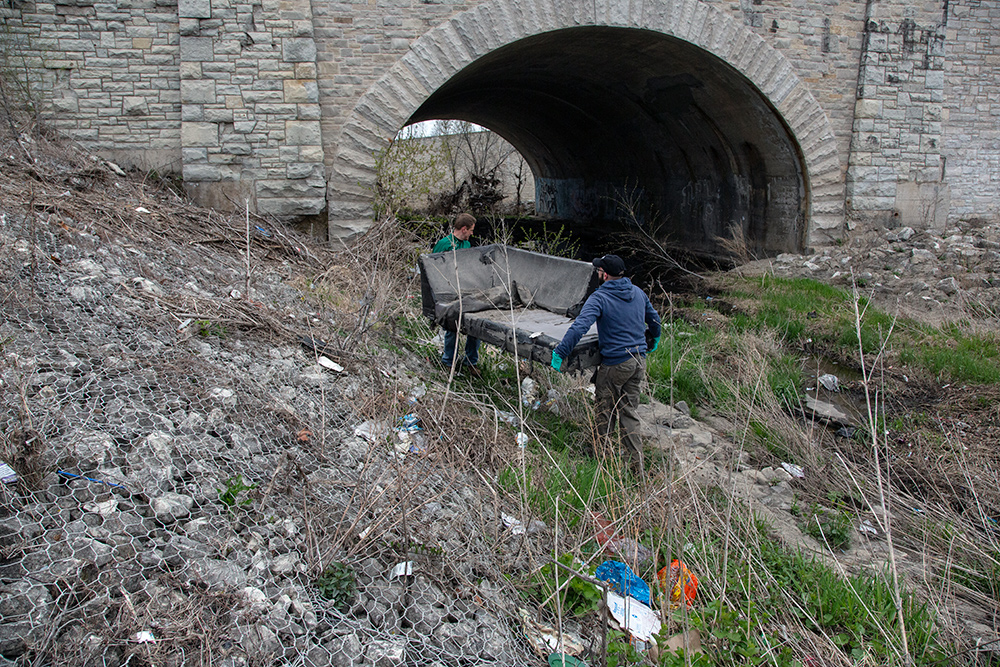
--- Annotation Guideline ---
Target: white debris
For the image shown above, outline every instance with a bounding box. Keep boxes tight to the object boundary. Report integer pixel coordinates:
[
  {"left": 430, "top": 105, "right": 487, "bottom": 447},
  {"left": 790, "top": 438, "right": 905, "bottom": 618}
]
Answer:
[
  {"left": 817, "top": 373, "right": 839, "bottom": 392},
  {"left": 502, "top": 513, "right": 526, "bottom": 535},
  {"left": 389, "top": 561, "right": 414, "bottom": 579},
  {"left": 781, "top": 462, "right": 805, "bottom": 479},
  {"left": 318, "top": 356, "right": 344, "bottom": 372}
]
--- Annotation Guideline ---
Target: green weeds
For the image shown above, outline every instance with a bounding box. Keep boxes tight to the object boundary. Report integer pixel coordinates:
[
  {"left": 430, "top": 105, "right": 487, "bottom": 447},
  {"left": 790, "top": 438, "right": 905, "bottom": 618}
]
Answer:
[
  {"left": 531, "top": 410, "right": 588, "bottom": 453},
  {"left": 196, "top": 319, "right": 227, "bottom": 338},
  {"left": 646, "top": 320, "right": 717, "bottom": 411},
  {"left": 217, "top": 474, "right": 256, "bottom": 510},
  {"left": 899, "top": 324, "right": 1000, "bottom": 383},
  {"left": 766, "top": 353, "right": 804, "bottom": 408},
  {"left": 748, "top": 420, "right": 795, "bottom": 463},
  {"left": 497, "top": 451, "right": 626, "bottom": 527},
  {"left": 661, "top": 276, "right": 1000, "bottom": 421},
  {"left": 800, "top": 504, "right": 853, "bottom": 551},
  {"left": 316, "top": 562, "right": 356, "bottom": 611},
  {"left": 680, "top": 516, "right": 946, "bottom": 666},
  {"left": 526, "top": 553, "right": 601, "bottom": 617}
]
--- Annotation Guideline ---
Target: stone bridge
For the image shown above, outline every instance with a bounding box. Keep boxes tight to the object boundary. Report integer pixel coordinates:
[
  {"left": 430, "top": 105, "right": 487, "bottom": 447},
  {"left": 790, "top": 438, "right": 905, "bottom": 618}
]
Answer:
[{"left": 3, "top": 0, "right": 996, "bottom": 255}]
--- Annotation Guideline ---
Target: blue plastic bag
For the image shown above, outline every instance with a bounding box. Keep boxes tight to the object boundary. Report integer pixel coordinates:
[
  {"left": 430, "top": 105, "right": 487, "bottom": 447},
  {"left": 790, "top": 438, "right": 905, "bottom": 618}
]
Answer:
[{"left": 594, "top": 560, "right": 651, "bottom": 606}]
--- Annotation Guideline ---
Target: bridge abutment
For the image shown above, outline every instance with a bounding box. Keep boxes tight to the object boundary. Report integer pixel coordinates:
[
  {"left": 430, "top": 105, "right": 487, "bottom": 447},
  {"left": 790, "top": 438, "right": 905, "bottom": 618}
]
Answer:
[{"left": 2, "top": 0, "right": 995, "bottom": 252}]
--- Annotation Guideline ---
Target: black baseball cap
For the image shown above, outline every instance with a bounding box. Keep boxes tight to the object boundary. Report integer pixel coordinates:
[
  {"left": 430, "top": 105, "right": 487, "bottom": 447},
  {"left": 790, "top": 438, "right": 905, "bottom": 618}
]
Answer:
[{"left": 593, "top": 254, "right": 626, "bottom": 276}]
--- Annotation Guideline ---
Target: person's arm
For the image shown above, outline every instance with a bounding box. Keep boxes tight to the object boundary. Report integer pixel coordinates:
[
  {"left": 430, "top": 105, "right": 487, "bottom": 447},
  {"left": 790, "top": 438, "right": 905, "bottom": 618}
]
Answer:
[
  {"left": 554, "top": 295, "right": 601, "bottom": 361},
  {"left": 644, "top": 295, "right": 661, "bottom": 340},
  {"left": 644, "top": 293, "right": 662, "bottom": 352}
]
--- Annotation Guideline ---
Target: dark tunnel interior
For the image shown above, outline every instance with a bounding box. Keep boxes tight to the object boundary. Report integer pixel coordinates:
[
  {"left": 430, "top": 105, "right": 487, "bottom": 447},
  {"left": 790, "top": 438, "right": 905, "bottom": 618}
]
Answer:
[{"left": 407, "top": 26, "right": 808, "bottom": 259}]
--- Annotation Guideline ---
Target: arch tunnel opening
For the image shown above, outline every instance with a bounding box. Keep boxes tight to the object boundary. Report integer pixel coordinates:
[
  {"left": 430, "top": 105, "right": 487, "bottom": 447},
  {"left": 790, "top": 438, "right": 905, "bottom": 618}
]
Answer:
[{"left": 405, "top": 26, "right": 808, "bottom": 261}]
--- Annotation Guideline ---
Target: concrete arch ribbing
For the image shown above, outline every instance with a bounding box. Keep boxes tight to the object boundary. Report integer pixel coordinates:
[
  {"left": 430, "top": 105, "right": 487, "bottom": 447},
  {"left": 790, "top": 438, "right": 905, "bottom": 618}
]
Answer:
[{"left": 328, "top": 0, "right": 845, "bottom": 244}]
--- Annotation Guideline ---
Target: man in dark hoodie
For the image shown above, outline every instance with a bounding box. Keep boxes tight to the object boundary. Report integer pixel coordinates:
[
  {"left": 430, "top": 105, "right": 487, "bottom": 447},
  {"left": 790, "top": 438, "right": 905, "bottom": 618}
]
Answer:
[{"left": 550, "top": 254, "right": 661, "bottom": 474}]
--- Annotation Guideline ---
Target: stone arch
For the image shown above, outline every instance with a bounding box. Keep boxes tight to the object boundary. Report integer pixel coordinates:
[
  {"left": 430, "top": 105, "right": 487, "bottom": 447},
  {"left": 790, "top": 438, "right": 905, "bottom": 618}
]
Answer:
[{"left": 327, "top": 0, "right": 844, "bottom": 251}]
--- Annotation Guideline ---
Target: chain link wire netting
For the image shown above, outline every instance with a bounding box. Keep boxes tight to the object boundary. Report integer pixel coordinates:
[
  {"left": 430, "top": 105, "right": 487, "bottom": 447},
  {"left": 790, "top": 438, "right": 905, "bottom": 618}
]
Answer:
[{"left": 0, "top": 206, "right": 548, "bottom": 666}]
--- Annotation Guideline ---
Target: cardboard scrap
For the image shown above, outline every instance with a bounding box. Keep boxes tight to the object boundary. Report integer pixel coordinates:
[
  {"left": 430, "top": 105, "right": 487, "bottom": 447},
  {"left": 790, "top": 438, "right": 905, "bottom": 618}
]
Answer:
[{"left": 654, "top": 629, "right": 703, "bottom": 659}]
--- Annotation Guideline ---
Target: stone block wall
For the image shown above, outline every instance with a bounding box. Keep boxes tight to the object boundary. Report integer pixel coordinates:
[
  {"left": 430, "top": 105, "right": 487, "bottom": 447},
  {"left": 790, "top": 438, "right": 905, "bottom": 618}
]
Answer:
[
  {"left": 942, "top": 0, "right": 1000, "bottom": 222},
  {"left": 846, "top": 1, "right": 948, "bottom": 228},
  {"left": 176, "top": 0, "right": 325, "bottom": 218},
  {"left": 0, "top": 0, "right": 181, "bottom": 170},
  {"left": 2, "top": 0, "right": 996, "bottom": 237}
]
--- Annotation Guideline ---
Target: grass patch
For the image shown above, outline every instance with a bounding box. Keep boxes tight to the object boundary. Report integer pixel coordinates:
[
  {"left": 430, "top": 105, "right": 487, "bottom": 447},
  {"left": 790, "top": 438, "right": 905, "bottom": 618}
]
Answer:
[
  {"left": 531, "top": 409, "right": 589, "bottom": 453},
  {"left": 704, "top": 274, "right": 1000, "bottom": 391},
  {"left": 497, "top": 449, "right": 633, "bottom": 527},
  {"left": 393, "top": 309, "right": 441, "bottom": 362},
  {"left": 748, "top": 419, "right": 795, "bottom": 463},
  {"left": 899, "top": 324, "right": 1000, "bottom": 383},
  {"left": 682, "top": 515, "right": 947, "bottom": 666},
  {"left": 800, "top": 504, "right": 853, "bottom": 551},
  {"left": 646, "top": 320, "right": 718, "bottom": 412},
  {"left": 766, "top": 353, "right": 804, "bottom": 408}
]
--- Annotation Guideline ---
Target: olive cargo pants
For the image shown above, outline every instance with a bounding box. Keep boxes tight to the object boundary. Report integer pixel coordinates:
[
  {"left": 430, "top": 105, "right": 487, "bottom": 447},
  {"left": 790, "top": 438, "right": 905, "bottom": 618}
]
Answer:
[{"left": 593, "top": 356, "right": 645, "bottom": 474}]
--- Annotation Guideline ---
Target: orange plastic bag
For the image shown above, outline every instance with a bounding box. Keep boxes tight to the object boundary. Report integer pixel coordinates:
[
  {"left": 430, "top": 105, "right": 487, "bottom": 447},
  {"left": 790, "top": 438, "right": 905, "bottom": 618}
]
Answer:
[{"left": 657, "top": 559, "right": 698, "bottom": 609}]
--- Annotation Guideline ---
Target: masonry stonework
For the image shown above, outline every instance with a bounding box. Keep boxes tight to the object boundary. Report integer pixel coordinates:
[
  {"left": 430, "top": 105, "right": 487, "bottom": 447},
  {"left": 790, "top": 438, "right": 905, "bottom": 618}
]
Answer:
[{"left": 2, "top": 0, "right": 996, "bottom": 249}]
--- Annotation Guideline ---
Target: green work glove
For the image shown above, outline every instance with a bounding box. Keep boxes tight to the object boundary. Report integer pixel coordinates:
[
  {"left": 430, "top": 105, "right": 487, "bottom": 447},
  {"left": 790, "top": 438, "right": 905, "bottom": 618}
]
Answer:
[
  {"left": 550, "top": 351, "right": 563, "bottom": 372},
  {"left": 649, "top": 336, "right": 660, "bottom": 353}
]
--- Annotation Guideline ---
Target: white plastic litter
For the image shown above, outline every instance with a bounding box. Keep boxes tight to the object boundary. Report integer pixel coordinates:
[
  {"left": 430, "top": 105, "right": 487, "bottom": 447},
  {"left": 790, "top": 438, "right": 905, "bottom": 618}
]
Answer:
[
  {"left": 515, "top": 432, "right": 529, "bottom": 447},
  {"left": 502, "top": 513, "right": 526, "bottom": 535},
  {"left": 408, "top": 384, "right": 427, "bottom": 402},
  {"left": 318, "top": 356, "right": 344, "bottom": 372},
  {"left": 817, "top": 373, "right": 840, "bottom": 392},
  {"left": 0, "top": 463, "right": 17, "bottom": 484},
  {"left": 520, "top": 377, "right": 536, "bottom": 406},
  {"left": 859, "top": 520, "right": 879, "bottom": 536},
  {"left": 84, "top": 498, "right": 119, "bottom": 516},
  {"left": 134, "top": 631, "right": 155, "bottom": 643},
  {"left": 393, "top": 431, "right": 427, "bottom": 456},
  {"left": 389, "top": 561, "right": 414, "bottom": 579},
  {"left": 354, "top": 421, "right": 389, "bottom": 443},
  {"left": 497, "top": 410, "right": 519, "bottom": 425}
]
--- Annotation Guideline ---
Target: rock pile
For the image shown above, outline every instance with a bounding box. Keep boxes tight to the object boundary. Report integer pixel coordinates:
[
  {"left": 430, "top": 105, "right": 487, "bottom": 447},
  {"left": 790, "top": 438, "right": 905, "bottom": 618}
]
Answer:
[
  {"left": 0, "top": 210, "right": 537, "bottom": 665},
  {"left": 744, "top": 219, "right": 1000, "bottom": 324}
]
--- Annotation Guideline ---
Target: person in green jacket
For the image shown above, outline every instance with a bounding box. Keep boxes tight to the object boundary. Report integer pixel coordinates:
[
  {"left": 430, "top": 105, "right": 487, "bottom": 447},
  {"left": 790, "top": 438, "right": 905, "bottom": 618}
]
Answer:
[
  {"left": 433, "top": 213, "right": 480, "bottom": 375},
  {"left": 432, "top": 212, "right": 476, "bottom": 253}
]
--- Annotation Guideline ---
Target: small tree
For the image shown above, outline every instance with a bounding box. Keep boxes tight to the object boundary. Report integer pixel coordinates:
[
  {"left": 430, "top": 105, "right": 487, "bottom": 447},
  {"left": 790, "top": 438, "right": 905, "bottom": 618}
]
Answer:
[
  {"left": 426, "top": 120, "right": 518, "bottom": 216},
  {"left": 371, "top": 127, "right": 445, "bottom": 219}
]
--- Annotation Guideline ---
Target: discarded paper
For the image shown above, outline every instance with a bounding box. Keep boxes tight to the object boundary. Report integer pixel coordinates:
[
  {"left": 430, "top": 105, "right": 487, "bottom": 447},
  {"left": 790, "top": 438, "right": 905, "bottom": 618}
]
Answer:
[
  {"left": 518, "top": 608, "right": 587, "bottom": 658},
  {"left": 605, "top": 590, "right": 661, "bottom": 642}
]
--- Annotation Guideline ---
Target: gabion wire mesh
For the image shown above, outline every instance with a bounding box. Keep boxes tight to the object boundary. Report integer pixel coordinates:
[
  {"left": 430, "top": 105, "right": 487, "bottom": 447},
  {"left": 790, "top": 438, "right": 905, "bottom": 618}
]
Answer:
[{"left": 0, "top": 210, "right": 543, "bottom": 666}]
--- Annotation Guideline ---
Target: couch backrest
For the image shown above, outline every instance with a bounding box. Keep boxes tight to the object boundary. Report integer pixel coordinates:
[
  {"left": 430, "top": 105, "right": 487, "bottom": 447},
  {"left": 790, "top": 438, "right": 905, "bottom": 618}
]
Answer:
[{"left": 419, "top": 245, "right": 596, "bottom": 318}]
